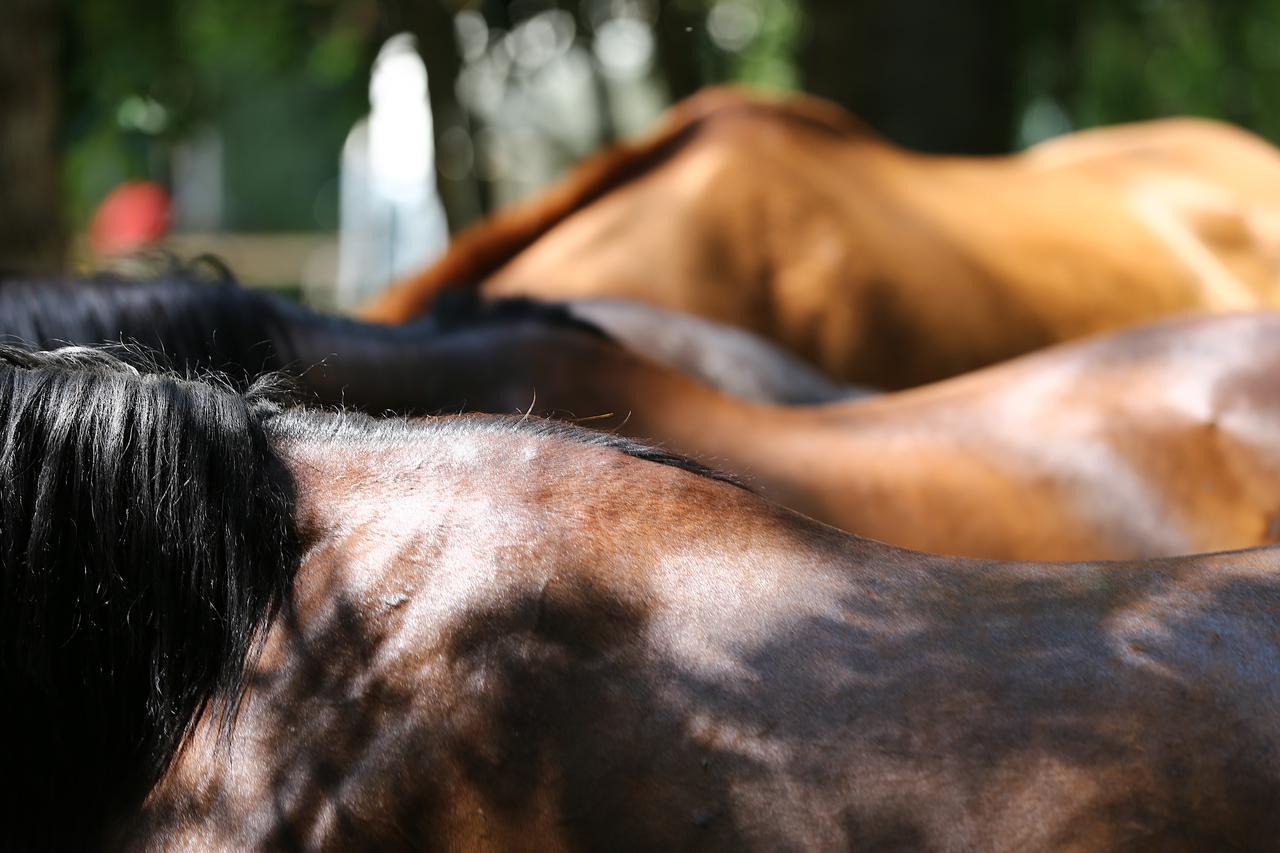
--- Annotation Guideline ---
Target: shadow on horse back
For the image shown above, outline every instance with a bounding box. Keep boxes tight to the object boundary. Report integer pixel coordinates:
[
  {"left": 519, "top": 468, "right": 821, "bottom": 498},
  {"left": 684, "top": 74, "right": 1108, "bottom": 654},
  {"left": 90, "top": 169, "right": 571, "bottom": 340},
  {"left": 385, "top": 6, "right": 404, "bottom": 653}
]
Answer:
[{"left": 5, "top": 346, "right": 1280, "bottom": 850}]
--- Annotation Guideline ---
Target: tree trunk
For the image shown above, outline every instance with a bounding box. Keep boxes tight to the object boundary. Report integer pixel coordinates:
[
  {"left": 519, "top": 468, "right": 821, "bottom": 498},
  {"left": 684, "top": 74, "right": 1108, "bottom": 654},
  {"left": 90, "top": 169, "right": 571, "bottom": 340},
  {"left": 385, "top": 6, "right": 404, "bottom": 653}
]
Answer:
[
  {"left": 656, "top": 0, "right": 704, "bottom": 102},
  {"left": 381, "top": 0, "right": 485, "bottom": 228},
  {"left": 801, "top": 0, "right": 1017, "bottom": 154},
  {"left": 0, "top": 0, "right": 64, "bottom": 272}
]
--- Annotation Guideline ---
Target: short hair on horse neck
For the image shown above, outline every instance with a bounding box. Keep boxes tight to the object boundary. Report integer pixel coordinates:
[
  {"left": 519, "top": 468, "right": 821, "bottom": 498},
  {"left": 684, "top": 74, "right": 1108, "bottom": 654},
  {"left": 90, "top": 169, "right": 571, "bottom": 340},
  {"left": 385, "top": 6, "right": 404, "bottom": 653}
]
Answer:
[
  {"left": 270, "top": 402, "right": 744, "bottom": 490},
  {"left": 0, "top": 344, "right": 298, "bottom": 850}
]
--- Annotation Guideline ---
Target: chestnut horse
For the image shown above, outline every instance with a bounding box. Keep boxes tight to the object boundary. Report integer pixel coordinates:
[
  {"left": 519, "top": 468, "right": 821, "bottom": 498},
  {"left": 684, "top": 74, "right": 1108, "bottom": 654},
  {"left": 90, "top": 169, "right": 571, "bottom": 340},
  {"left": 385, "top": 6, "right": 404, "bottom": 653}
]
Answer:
[
  {"left": 359, "top": 87, "right": 1280, "bottom": 387},
  {"left": 5, "top": 346, "right": 1280, "bottom": 851},
  {"left": 398, "top": 310, "right": 1280, "bottom": 561}
]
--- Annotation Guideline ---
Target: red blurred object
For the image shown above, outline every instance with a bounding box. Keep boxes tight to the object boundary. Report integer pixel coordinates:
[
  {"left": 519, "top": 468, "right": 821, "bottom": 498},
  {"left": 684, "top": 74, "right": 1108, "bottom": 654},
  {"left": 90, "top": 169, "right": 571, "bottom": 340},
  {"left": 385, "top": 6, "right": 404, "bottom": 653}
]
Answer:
[{"left": 89, "top": 181, "right": 172, "bottom": 255}]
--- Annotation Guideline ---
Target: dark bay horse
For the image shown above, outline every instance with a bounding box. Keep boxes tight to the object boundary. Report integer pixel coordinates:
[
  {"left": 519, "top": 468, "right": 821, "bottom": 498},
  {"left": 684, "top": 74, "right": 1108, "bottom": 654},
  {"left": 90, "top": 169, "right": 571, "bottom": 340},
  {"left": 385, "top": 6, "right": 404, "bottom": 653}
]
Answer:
[
  {"left": 0, "top": 271, "right": 844, "bottom": 406},
  {"left": 5, "top": 346, "right": 1280, "bottom": 851},
  {"left": 359, "top": 86, "right": 1280, "bottom": 388}
]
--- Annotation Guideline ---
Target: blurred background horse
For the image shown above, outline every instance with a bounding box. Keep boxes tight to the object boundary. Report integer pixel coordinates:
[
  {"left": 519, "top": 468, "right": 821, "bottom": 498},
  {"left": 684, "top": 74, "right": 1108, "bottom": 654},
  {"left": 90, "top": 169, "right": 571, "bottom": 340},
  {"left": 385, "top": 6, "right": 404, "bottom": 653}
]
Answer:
[
  {"left": 361, "top": 88, "right": 1280, "bottom": 387},
  {"left": 398, "top": 306, "right": 1280, "bottom": 560}
]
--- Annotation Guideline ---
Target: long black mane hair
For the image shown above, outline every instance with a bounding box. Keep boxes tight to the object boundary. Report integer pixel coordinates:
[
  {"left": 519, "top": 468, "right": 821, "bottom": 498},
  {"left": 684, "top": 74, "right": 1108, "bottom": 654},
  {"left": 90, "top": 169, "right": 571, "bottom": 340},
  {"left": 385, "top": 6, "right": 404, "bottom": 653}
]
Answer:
[{"left": 0, "top": 344, "right": 299, "bottom": 850}]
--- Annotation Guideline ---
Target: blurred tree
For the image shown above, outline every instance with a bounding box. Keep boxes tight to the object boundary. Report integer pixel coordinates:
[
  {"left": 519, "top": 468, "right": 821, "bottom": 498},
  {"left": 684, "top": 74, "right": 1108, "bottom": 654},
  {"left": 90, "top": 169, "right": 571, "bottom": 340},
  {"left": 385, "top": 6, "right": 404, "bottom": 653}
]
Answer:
[
  {"left": 381, "top": 0, "right": 485, "bottom": 227},
  {"left": 800, "top": 0, "right": 1017, "bottom": 153},
  {"left": 733, "top": 0, "right": 804, "bottom": 89},
  {"left": 26, "top": 0, "right": 1280, "bottom": 257},
  {"left": 656, "top": 0, "right": 705, "bottom": 99},
  {"left": 59, "top": 0, "right": 380, "bottom": 231},
  {"left": 0, "top": 0, "right": 64, "bottom": 271},
  {"left": 1014, "top": 0, "right": 1280, "bottom": 148},
  {"left": 1011, "top": 0, "right": 1081, "bottom": 145}
]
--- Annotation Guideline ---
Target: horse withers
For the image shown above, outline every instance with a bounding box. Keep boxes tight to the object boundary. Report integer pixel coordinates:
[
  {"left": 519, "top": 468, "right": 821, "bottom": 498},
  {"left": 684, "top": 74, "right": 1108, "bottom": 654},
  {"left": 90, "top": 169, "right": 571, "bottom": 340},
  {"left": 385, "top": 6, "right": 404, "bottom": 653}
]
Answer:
[{"left": 4, "top": 346, "right": 1279, "bottom": 850}]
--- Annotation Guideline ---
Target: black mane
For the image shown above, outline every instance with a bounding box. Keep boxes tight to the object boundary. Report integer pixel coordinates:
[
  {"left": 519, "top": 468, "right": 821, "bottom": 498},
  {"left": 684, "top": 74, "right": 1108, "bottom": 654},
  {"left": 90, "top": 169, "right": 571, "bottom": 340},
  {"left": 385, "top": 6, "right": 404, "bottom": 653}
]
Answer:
[
  {"left": 0, "top": 267, "right": 296, "bottom": 380},
  {"left": 430, "top": 288, "right": 610, "bottom": 341},
  {"left": 0, "top": 267, "right": 608, "bottom": 385},
  {"left": 0, "top": 345, "right": 299, "bottom": 850}
]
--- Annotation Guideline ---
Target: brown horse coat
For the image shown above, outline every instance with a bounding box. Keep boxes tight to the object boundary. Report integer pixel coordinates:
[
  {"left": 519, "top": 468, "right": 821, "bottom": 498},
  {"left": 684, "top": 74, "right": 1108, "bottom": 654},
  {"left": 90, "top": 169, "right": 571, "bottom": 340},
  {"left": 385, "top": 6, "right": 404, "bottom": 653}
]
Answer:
[
  {"left": 6, "top": 347, "right": 1274, "bottom": 850},
  {"left": 386, "top": 311, "right": 1280, "bottom": 560},
  {"left": 360, "top": 87, "right": 1280, "bottom": 387},
  {"left": 124, "top": 406, "right": 1280, "bottom": 851},
  {"left": 563, "top": 297, "right": 860, "bottom": 403}
]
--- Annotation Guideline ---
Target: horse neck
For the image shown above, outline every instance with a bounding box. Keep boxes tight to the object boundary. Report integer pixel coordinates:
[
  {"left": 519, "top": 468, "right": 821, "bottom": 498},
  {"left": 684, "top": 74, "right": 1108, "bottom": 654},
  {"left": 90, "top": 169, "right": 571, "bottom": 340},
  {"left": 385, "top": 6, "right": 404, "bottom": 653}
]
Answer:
[
  {"left": 615, "top": 377, "right": 972, "bottom": 542},
  {"left": 275, "top": 307, "right": 454, "bottom": 413},
  {"left": 499, "top": 328, "right": 767, "bottom": 451},
  {"left": 704, "top": 398, "right": 907, "bottom": 527},
  {"left": 123, "top": 417, "right": 632, "bottom": 846},
  {"left": 442, "top": 330, "right": 892, "bottom": 524},
  {"left": 294, "top": 320, "right": 675, "bottom": 422},
  {"left": 122, "top": 411, "right": 875, "bottom": 849},
  {"left": 512, "top": 336, "right": 884, "bottom": 522},
  {"left": 116, "top": 419, "right": 450, "bottom": 848}
]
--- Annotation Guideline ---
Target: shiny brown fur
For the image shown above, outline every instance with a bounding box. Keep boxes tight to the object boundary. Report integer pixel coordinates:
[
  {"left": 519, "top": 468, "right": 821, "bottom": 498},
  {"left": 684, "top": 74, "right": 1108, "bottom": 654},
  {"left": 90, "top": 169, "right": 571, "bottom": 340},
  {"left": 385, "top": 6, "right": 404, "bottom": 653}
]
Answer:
[
  {"left": 563, "top": 297, "right": 860, "bottom": 404},
  {"left": 369, "top": 311, "right": 1280, "bottom": 560},
  {"left": 359, "top": 87, "right": 1280, "bottom": 388},
  {"left": 116, "top": 408, "right": 1280, "bottom": 850}
]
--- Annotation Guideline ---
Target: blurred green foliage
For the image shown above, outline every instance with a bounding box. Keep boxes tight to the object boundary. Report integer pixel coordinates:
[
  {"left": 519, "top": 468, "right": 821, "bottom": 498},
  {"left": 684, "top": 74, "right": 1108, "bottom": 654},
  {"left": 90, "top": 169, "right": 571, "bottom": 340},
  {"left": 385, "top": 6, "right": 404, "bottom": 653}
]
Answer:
[
  {"left": 61, "top": 0, "right": 378, "bottom": 228},
  {"left": 682, "top": 0, "right": 804, "bottom": 89},
  {"left": 1018, "top": 0, "right": 1280, "bottom": 144},
  {"left": 57, "top": 0, "right": 1280, "bottom": 232},
  {"left": 725, "top": 0, "right": 804, "bottom": 89}
]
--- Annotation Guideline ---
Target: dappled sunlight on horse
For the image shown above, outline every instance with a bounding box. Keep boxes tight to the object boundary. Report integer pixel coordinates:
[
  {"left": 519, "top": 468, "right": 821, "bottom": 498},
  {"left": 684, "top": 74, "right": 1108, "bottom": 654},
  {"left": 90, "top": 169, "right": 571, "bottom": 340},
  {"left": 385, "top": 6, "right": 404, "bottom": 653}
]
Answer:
[{"left": 3, "top": 348, "right": 1280, "bottom": 848}]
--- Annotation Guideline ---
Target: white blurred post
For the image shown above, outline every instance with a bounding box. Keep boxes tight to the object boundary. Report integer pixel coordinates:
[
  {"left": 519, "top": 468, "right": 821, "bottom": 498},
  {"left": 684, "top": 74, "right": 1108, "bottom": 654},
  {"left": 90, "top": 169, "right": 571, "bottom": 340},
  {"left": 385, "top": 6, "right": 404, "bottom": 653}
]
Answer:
[{"left": 336, "top": 33, "right": 450, "bottom": 310}]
